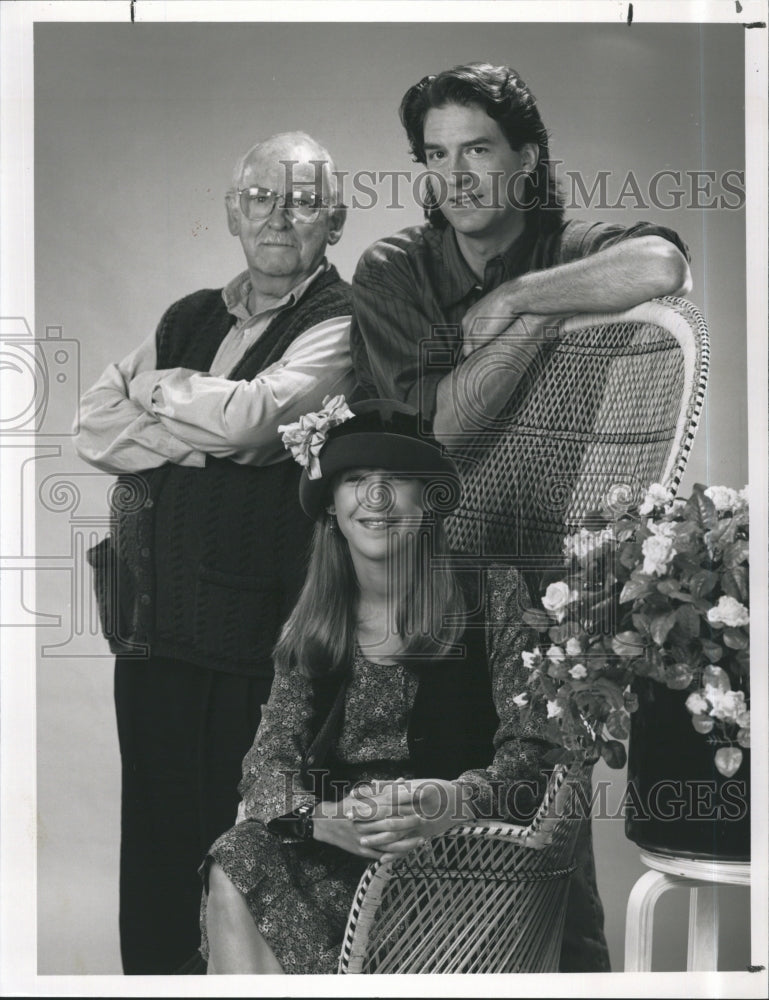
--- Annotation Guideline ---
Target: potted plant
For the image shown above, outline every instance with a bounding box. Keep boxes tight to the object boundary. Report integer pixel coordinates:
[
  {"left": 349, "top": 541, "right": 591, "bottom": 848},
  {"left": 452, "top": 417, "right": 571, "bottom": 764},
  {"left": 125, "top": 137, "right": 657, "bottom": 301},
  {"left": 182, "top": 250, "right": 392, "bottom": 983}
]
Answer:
[{"left": 520, "top": 483, "right": 750, "bottom": 859}]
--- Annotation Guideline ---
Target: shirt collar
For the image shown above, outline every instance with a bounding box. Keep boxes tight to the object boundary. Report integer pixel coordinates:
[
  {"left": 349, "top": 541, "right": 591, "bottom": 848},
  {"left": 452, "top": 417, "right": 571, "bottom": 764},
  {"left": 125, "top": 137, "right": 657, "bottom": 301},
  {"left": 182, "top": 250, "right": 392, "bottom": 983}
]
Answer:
[
  {"left": 222, "top": 260, "right": 329, "bottom": 321},
  {"left": 436, "top": 223, "right": 537, "bottom": 307}
]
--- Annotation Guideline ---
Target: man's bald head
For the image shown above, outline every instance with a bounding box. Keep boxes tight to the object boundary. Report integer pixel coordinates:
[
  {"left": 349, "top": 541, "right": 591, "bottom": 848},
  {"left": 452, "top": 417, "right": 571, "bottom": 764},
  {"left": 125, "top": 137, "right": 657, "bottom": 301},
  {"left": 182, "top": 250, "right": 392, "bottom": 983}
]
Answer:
[{"left": 230, "top": 132, "right": 341, "bottom": 206}]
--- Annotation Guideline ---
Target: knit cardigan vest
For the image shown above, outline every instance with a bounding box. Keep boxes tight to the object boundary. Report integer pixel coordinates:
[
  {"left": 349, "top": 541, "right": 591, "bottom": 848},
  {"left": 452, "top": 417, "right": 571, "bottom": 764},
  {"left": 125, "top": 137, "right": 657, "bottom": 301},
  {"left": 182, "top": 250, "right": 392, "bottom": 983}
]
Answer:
[{"left": 102, "top": 266, "right": 352, "bottom": 675}]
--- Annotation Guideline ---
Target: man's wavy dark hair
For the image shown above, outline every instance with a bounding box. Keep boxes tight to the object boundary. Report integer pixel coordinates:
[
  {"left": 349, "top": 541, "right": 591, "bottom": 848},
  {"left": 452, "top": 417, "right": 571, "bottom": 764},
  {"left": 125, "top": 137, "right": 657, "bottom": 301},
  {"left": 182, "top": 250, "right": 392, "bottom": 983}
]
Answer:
[{"left": 400, "top": 62, "right": 564, "bottom": 233}]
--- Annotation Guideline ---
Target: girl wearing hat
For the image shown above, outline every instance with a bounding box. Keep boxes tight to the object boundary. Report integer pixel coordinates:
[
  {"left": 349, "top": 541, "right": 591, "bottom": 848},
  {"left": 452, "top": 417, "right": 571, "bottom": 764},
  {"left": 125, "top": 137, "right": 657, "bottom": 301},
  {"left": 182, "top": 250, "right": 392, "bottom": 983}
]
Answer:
[{"left": 199, "top": 397, "right": 550, "bottom": 974}]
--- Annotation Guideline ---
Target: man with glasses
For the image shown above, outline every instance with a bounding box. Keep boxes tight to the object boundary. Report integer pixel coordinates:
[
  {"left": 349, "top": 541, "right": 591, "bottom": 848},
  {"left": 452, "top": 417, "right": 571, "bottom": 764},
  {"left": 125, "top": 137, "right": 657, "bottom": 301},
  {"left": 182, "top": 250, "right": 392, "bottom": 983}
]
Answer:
[{"left": 75, "top": 132, "right": 354, "bottom": 974}]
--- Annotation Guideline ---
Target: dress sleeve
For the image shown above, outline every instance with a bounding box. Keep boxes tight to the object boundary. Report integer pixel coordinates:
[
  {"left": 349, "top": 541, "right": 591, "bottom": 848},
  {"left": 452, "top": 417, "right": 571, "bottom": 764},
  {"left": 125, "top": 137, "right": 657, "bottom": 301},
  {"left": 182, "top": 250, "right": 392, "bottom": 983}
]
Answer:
[
  {"left": 455, "top": 567, "right": 555, "bottom": 822},
  {"left": 237, "top": 657, "right": 318, "bottom": 828}
]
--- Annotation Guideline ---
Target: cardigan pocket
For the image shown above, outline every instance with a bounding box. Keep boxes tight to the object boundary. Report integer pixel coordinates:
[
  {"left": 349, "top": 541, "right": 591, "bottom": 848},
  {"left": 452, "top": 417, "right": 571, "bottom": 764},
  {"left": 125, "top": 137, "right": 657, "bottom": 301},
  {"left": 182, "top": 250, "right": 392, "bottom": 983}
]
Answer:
[
  {"left": 86, "top": 534, "right": 135, "bottom": 648},
  {"left": 193, "top": 565, "right": 283, "bottom": 668}
]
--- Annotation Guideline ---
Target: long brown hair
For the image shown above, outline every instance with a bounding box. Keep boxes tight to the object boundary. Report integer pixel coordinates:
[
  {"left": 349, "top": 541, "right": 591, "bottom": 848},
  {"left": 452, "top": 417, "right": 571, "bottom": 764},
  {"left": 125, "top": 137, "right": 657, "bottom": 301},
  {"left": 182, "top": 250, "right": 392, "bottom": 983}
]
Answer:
[
  {"left": 273, "top": 510, "right": 467, "bottom": 678},
  {"left": 400, "top": 62, "right": 564, "bottom": 235}
]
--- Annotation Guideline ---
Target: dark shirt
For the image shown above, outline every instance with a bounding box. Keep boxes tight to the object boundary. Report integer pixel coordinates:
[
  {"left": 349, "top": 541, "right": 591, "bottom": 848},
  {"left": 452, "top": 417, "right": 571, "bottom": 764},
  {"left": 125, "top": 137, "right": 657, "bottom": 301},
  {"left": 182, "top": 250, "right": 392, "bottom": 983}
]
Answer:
[{"left": 350, "top": 218, "right": 690, "bottom": 420}]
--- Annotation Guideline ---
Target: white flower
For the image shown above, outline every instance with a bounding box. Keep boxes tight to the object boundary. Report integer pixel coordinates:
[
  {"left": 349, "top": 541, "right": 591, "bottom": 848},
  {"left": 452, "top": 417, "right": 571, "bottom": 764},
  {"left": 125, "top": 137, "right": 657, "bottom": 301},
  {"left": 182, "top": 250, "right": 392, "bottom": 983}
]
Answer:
[
  {"left": 563, "top": 527, "right": 614, "bottom": 561},
  {"left": 705, "top": 685, "right": 746, "bottom": 723},
  {"left": 641, "top": 534, "right": 676, "bottom": 576},
  {"left": 647, "top": 518, "right": 677, "bottom": 538},
  {"left": 546, "top": 644, "right": 566, "bottom": 663},
  {"left": 278, "top": 394, "right": 355, "bottom": 480},
  {"left": 569, "top": 663, "right": 588, "bottom": 680},
  {"left": 639, "top": 483, "right": 673, "bottom": 515},
  {"left": 546, "top": 700, "right": 563, "bottom": 719},
  {"left": 513, "top": 692, "right": 529, "bottom": 707},
  {"left": 565, "top": 637, "right": 582, "bottom": 657},
  {"left": 542, "top": 582, "right": 578, "bottom": 621},
  {"left": 705, "top": 485, "right": 741, "bottom": 512},
  {"left": 521, "top": 648, "right": 541, "bottom": 671},
  {"left": 707, "top": 595, "right": 749, "bottom": 628},
  {"left": 685, "top": 692, "right": 709, "bottom": 716}
]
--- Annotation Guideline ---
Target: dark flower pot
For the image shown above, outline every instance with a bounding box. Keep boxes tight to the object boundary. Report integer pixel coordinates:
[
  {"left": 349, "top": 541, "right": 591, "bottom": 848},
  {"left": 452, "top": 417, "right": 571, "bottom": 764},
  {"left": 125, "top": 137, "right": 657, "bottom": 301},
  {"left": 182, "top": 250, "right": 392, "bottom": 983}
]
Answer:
[{"left": 625, "top": 678, "right": 750, "bottom": 860}]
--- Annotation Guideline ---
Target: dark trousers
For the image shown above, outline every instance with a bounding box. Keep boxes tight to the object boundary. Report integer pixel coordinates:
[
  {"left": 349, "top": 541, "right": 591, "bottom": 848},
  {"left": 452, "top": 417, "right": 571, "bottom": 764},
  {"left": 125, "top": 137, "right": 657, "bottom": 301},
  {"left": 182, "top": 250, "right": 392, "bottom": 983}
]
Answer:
[
  {"left": 559, "top": 818, "right": 611, "bottom": 972},
  {"left": 114, "top": 655, "right": 272, "bottom": 975}
]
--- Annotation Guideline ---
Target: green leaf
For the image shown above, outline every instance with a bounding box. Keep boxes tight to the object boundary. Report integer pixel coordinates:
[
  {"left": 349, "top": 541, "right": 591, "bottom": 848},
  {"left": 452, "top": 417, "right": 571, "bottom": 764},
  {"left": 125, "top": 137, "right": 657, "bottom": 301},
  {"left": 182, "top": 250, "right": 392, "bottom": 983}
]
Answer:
[
  {"left": 721, "top": 566, "right": 748, "bottom": 602},
  {"left": 657, "top": 580, "right": 695, "bottom": 602},
  {"left": 620, "top": 574, "right": 655, "bottom": 603},
  {"left": 700, "top": 638, "right": 723, "bottom": 662},
  {"left": 523, "top": 608, "right": 555, "bottom": 628},
  {"left": 686, "top": 490, "right": 717, "bottom": 530},
  {"left": 606, "top": 709, "right": 630, "bottom": 739},
  {"left": 723, "top": 627, "right": 749, "bottom": 650},
  {"left": 593, "top": 677, "right": 628, "bottom": 710},
  {"left": 612, "top": 631, "right": 646, "bottom": 657},
  {"left": 620, "top": 545, "right": 642, "bottom": 571},
  {"left": 650, "top": 610, "right": 678, "bottom": 645},
  {"left": 706, "top": 516, "right": 738, "bottom": 550},
  {"left": 631, "top": 613, "right": 651, "bottom": 635},
  {"left": 723, "top": 539, "right": 749, "bottom": 569},
  {"left": 690, "top": 569, "right": 720, "bottom": 599},
  {"left": 665, "top": 663, "right": 694, "bottom": 690},
  {"left": 548, "top": 624, "right": 571, "bottom": 644},
  {"left": 599, "top": 739, "right": 627, "bottom": 769},
  {"left": 676, "top": 603, "right": 702, "bottom": 639}
]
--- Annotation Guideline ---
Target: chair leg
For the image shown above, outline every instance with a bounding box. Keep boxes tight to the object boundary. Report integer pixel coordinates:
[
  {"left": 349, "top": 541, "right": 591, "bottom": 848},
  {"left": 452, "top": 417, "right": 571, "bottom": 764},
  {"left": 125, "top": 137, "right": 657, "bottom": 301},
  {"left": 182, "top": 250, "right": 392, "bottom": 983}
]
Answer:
[
  {"left": 624, "top": 869, "right": 686, "bottom": 971},
  {"left": 687, "top": 885, "right": 718, "bottom": 971}
]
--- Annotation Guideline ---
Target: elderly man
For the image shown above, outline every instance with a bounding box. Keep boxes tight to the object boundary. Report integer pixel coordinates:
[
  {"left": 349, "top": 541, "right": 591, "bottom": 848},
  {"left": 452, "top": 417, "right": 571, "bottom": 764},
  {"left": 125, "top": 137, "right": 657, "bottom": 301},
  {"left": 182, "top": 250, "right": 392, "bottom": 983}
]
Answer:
[
  {"left": 350, "top": 64, "right": 693, "bottom": 973},
  {"left": 75, "top": 132, "right": 354, "bottom": 974}
]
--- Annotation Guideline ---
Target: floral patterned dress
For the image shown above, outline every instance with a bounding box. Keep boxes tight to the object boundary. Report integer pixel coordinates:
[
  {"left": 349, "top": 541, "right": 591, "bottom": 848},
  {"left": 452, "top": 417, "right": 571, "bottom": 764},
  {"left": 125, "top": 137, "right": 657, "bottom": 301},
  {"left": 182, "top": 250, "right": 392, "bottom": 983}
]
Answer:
[{"left": 199, "top": 567, "right": 549, "bottom": 974}]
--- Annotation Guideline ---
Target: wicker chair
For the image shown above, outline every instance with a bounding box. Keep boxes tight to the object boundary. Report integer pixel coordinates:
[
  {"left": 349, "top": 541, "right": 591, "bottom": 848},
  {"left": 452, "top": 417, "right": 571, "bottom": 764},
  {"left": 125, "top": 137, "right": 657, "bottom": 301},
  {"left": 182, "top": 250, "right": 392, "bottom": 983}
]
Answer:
[
  {"left": 339, "top": 762, "right": 588, "bottom": 974},
  {"left": 444, "top": 296, "right": 709, "bottom": 561},
  {"left": 337, "top": 297, "right": 710, "bottom": 974}
]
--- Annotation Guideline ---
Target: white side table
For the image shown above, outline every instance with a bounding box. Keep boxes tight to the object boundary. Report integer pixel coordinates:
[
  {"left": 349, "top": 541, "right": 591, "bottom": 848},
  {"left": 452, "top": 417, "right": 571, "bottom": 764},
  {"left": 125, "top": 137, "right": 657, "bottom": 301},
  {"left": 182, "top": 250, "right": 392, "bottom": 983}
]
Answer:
[{"left": 624, "top": 849, "right": 750, "bottom": 971}]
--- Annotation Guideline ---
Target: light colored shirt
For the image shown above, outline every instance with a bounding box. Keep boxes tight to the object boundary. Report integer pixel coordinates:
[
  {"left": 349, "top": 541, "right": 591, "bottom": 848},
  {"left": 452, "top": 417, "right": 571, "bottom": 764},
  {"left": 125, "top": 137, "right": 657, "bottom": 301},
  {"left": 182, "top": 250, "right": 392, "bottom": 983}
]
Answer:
[{"left": 75, "top": 265, "right": 354, "bottom": 473}]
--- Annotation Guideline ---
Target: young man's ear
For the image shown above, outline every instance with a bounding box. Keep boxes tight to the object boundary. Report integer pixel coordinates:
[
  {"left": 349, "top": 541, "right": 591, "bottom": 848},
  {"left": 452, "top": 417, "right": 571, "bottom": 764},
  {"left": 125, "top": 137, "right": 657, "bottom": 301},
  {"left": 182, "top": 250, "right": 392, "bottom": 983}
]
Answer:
[
  {"left": 225, "top": 191, "right": 241, "bottom": 236},
  {"left": 519, "top": 142, "right": 539, "bottom": 175},
  {"left": 326, "top": 204, "right": 347, "bottom": 247}
]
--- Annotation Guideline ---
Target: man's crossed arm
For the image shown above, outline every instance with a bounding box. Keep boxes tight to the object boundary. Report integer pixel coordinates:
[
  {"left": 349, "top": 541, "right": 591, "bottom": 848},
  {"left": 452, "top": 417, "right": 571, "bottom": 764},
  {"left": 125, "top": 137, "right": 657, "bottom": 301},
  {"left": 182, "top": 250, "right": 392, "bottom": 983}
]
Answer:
[{"left": 75, "top": 317, "right": 353, "bottom": 474}]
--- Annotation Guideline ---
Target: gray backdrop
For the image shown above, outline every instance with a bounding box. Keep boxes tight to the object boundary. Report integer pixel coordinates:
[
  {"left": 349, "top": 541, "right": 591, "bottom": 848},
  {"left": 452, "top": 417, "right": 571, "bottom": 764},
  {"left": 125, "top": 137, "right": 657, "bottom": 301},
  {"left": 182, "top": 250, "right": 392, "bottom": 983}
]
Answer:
[{"left": 34, "top": 21, "right": 749, "bottom": 974}]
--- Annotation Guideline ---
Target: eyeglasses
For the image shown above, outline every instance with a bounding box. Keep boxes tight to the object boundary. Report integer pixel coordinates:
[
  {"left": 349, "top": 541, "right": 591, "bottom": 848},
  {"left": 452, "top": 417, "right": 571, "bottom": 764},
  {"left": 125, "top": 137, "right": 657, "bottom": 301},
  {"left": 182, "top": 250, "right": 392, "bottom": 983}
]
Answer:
[{"left": 236, "top": 186, "right": 330, "bottom": 223}]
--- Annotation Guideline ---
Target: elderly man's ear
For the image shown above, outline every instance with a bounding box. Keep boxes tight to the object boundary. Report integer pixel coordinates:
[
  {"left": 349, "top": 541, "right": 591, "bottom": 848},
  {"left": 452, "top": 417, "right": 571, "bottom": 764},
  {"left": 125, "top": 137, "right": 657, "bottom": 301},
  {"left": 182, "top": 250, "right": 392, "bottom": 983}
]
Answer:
[
  {"left": 225, "top": 191, "right": 242, "bottom": 237},
  {"left": 326, "top": 204, "right": 346, "bottom": 246}
]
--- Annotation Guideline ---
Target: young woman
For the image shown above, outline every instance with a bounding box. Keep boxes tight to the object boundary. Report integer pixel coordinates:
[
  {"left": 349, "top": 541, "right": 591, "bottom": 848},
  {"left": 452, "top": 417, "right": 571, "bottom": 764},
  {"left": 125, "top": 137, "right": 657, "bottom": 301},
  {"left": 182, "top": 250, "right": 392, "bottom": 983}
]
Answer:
[{"left": 199, "top": 397, "right": 553, "bottom": 974}]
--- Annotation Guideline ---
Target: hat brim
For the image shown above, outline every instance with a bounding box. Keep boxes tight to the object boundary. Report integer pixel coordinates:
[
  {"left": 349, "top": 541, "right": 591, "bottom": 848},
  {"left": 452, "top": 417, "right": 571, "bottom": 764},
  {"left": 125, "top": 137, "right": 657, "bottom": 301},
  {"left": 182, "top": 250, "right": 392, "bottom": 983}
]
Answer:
[{"left": 299, "top": 432, "right": 461, "bottom": 521}]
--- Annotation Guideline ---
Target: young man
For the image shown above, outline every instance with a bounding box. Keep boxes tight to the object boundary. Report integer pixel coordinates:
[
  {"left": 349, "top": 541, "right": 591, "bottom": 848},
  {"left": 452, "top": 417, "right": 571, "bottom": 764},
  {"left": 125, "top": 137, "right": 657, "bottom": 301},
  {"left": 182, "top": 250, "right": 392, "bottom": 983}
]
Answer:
[
  {"left": 75, "top": 132, "right": 354, "bottom": 973},
  {"left": 350, "top": 63, "right": 692, "bottom": 972},
  {"left": 351, "top": 62, "right": 691, "bottom": 446}
]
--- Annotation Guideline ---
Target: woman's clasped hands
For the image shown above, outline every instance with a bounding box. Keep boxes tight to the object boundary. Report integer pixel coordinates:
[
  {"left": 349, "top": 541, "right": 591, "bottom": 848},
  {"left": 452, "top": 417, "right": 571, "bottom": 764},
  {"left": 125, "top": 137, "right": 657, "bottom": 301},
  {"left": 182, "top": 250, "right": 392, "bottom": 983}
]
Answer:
[{"left": 313, "top": 777, "right": 475, "bottom": 862}]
